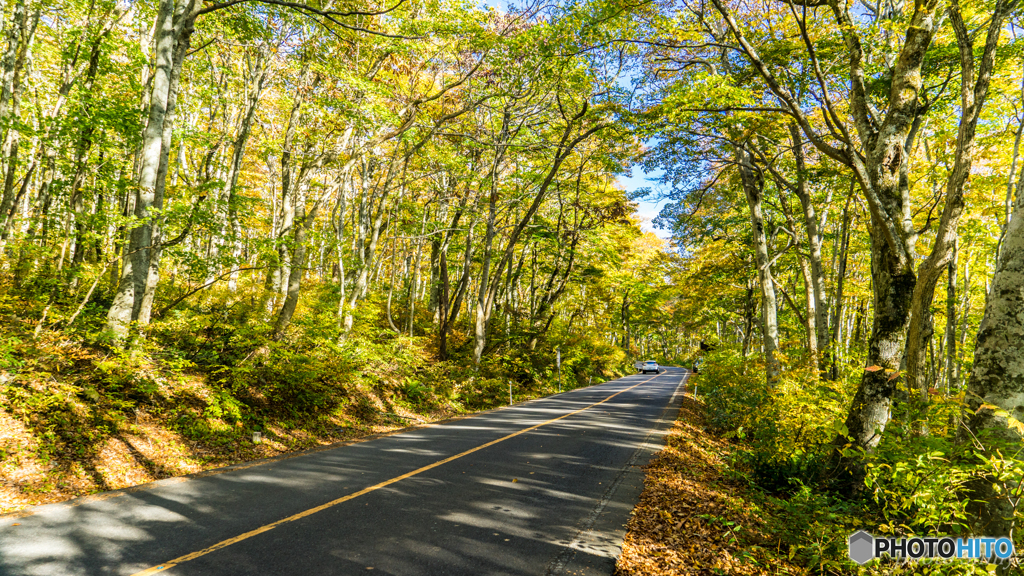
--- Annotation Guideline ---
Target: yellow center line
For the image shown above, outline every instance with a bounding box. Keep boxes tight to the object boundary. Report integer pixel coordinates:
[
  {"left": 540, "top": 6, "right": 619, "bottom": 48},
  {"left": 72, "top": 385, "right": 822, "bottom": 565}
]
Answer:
[{"left": 131, "top": 373, "right": 663, "bottom": 575}]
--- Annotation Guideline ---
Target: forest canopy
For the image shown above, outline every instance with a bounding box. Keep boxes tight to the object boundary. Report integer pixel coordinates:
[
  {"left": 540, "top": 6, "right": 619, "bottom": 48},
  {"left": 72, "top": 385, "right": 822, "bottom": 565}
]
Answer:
[{"left": 2, "top": 0, "right": 1024, "bottom": 571}]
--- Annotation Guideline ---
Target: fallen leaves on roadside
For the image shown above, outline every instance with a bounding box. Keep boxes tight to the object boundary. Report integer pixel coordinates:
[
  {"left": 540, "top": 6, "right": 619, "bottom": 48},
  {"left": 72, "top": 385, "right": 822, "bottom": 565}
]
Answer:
[{"left": 616, "top": 393, "right": 809, "bottom": 576}]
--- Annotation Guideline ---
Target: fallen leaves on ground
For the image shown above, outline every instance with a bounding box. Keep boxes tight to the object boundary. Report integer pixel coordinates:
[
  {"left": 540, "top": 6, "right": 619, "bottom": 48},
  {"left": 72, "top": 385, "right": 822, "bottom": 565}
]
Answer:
[
  {"left": 0, "top": 320, "right": 461, "bottom": 514},
  {"left": 616, "top": 392, "right": 809, "bottom": 576}
]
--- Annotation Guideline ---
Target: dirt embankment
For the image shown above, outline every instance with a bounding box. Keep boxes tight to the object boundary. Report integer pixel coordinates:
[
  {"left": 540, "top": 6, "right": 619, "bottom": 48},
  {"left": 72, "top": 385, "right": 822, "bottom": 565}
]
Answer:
[{"left": 0, "top": 323, "right": 460, "bottom": 515}]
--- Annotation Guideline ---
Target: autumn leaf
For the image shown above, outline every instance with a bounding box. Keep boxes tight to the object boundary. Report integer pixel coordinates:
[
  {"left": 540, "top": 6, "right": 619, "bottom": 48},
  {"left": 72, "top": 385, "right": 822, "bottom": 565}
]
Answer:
[{"left": 978, "top": 403, "right": 1010, "bottom": 418}]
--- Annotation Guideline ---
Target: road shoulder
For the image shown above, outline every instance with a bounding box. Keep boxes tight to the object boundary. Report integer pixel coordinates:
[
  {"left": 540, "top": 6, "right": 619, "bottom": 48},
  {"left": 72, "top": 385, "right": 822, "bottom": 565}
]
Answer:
[{"left": 615, "top": 393, "right": 809, "bottom": 576}]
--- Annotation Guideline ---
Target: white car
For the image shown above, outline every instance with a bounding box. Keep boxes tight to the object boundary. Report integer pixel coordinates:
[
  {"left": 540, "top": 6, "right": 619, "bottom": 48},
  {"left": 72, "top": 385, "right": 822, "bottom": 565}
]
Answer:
[{"left": 637, "top": 360, "right": 660, "bottom": 374}]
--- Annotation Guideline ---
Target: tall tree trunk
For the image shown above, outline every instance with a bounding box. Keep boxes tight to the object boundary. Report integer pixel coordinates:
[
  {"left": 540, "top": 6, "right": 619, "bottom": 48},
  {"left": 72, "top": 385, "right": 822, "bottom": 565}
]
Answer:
[
  {"left": 438, "top": 221, "right": 476, "bottom": 361},
  {"left": 998, "top": 47, "right": 1024, "bottom": 255},
  {"left": 342, "top": 160, "right": 395, "bottom": 332},
  {"left": 68, "top": 38, "right": 106, "bottom": 269},
  {"left": 789, "top": 124, "right": 830, "bottom": 373},
  {"left": 407, "top": 208, "right": 427, "bottom": 335},
  {"left": 904, "top": 0, "right": 1012, "bottom": 414},
  {"left": 472, "top": 172, "right": 499, "bottom": 366},
  {"left": 830, "top": 199, "right": 852, "bottom": 379},
  {"left": 944, "top": 239, "right": 959, "bottom": 392},
  {"left": 137, "top": 6, "right": 197, "bottom": 325},
  {"left": 527, "top": 234, "right": 579, "bottom": 351},
  {"left": 225, "top": 44, "right": 270, "bottom": 291},
  {"left": 428, "top": 234, "right": 441, "bottom": 323},
  {"left": 0, "top": 0, "right": 36, "bottom": 244},
  {"left": 472, "top": 111, "right": 510, "bottom": 367},
  {"left": 436, "top": 194, "right": 474, "bottom": 360},
  {"left": 437, "top": 240, "right": 451, "bottom": 360},
  {"left": 737, "top": 146, "right": 780, "bottom": 384},
  {"left": 0, "top": 9, "right": 35, "bottom": 241},
  {"left": 273, "top": 183, "right": 311, "bottom": 338},
  {"left": 265, "top": 62, "right": 310, "bottom": 310},
  {"left": 104, "top": 0, "right": 197, "bottom": 338},
  {"left": 959, "top": 161, "right": 1024, "bottom": 549},
  {"left": 773, "top": 171, "right": 817, "bottom": 366},
  {"left": 621, "top": 291, "right": 631, "bottom": 353},
  {"left": 334, "top": 176, "right": 348, "bottom": 332},
  {"left": 0, "top": 0, "right": 25, "bottom": 192},
  {"left": 385, "top": 237, "right": 400, "bottom": 332},
  {"left": 742, "top": 282, "right": 754, "bottom": 357}
]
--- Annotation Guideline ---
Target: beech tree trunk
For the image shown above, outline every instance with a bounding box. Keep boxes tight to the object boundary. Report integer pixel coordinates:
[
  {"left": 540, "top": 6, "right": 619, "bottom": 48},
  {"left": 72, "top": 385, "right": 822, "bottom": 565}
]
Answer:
[
  {"left": 960, "top": 163, "right": 1024, "bottom": 545},
  {"left": 138, "top": 7, "right": 195, "bottom": 326},
  {"left": 105, "top": 0, "right": 176, "bottom": 338},
  {"left": 472, "top": 110, "right": 511, "bottom": 366},
  {"left": 944, "top": 240, "right": 959, "bottom": 392},
  {"left": 274, "top": 183, "right": 311, "bottom": 338},
  {"left": 105, "top": 0, "right": 198, "bottom": 338},
  {"left": 736, "top": 146, "right": 780, "bottom": 384},
  {"left": 904, "top": 0, "right": 1012, "bottom": 413},
  {"left": 0, "top": 0, "right": 36, "bottom": 244},
  {"left": 788, "top": 125, "right": 829, "bottom": 370}
]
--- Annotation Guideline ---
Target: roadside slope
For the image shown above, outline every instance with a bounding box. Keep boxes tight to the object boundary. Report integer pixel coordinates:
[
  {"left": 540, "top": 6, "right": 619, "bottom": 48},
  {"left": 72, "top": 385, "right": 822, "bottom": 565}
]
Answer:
[{"left": 0, "top": 327, "right": 627, "bottom": 516}]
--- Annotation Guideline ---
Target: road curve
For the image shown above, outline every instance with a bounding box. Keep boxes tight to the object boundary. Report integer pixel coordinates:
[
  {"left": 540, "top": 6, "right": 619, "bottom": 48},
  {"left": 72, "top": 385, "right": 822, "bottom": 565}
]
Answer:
[{"left": 0, "top": 368, "right": 688, "bottom": 576}]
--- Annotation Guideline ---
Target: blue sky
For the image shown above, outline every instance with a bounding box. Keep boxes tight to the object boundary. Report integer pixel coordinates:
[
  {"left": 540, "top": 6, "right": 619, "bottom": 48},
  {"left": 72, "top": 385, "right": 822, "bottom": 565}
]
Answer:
[
  {"left": 617, "top": 167, "right": 671, "bottom": 240},
  {"left": 479, "top": 0, "right": 508, "bottom": 10}
]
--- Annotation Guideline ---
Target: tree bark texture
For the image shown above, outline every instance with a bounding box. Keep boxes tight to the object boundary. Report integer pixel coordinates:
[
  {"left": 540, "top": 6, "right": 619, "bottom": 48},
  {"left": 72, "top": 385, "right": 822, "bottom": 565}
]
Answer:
[
  {"left": 960, "top": 167, "right": 1024, "bottom": 543},
  {"left": 904, "top": 0, "right": 1014, "bottom": 410},
  {"left": 737, "top": 146, "right": 780, "bottom": 384}
]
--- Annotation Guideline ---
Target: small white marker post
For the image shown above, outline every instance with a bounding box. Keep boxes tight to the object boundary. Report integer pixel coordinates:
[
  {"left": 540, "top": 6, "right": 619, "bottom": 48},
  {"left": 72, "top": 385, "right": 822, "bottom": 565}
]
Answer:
[
  {"left": 509, "top": 381, "right": 513, "bottom": 406},
  {"left": 252, "top": 431, "right": 262, "bottom": 444}
]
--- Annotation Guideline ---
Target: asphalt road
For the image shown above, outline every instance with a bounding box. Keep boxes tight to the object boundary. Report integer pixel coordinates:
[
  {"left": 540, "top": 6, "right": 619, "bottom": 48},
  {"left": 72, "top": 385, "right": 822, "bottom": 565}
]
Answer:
[{"left": 0, "top": 368, "right": 688, "bottom": 576}]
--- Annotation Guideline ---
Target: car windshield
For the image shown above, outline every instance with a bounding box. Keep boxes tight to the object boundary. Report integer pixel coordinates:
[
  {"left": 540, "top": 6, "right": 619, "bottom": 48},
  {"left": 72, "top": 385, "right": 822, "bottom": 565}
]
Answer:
[{"left": 644, "top": 361, "right": 657, "bottom": 365}]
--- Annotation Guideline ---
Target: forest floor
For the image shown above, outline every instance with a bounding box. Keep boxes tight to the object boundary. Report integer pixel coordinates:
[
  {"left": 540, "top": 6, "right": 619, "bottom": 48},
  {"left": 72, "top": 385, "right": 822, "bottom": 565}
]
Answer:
[
  {"left": 0, "top": 322, "right": 464, "bottom": 515},
  {"left": 616, "top": 387, "right": 811, "bottom": 576}
]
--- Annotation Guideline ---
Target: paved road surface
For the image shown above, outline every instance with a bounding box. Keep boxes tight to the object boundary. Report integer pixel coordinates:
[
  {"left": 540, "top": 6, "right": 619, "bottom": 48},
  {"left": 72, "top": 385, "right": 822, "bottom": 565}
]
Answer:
[{"left": 0, "top": 368, "right": 687, "bottom": 576}]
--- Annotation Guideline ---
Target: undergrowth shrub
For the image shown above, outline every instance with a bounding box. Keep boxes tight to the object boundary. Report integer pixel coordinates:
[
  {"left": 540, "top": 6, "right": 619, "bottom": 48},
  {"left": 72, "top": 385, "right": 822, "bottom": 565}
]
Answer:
[
  {"left": 698, "top": 346, "right": 1024, "bottom": 575},
  {"left": 860, "top": 396, "right": 990, "bottom": 539},
  {"left": 768, "top": 484, "right": 860, "bottom": 573},
  {"left": 699, "top": 346, "right": 852, "bottom": 493}
]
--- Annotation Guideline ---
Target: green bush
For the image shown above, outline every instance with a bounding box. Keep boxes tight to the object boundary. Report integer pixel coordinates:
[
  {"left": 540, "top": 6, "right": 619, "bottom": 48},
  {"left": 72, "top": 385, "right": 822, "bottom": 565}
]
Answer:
[
  {"left": 698, "top": 346, "right": 852, "bottom": 463},
  {"left": 697, "top": 346, "right": 1024, "bottom": 575},
  {"left": 735, "top": 448, "right": 831, "bottom": 496}
]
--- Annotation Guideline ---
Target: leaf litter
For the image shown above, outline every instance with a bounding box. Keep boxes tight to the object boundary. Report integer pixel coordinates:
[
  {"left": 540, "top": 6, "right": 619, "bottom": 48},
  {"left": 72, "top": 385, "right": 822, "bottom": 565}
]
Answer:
[{"left": 616, "top": 393, "right": 809, "bottom": 576}]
